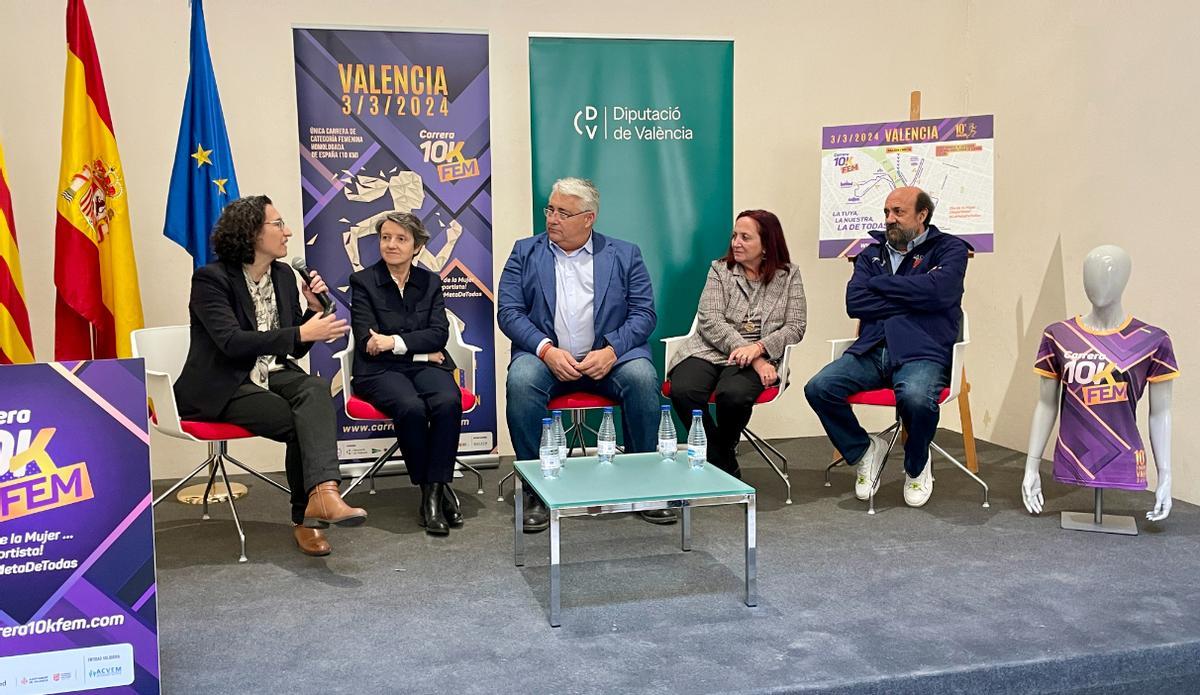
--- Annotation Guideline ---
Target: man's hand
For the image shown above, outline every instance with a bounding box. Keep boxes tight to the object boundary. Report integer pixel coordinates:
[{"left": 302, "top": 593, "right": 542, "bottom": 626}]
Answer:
[
  {"left": 577, "top": 346, "right": 617, "bottom": 380},
  {"left": 365, "top": 328, "right": 396, "bottom": 356},
  {"left": 426, "top": 351, "right": 446, "bottom": 365},
  {"left": 299, "top": 312, "right": 349, "bottom": 343},
  {"left": 751, "top": 357, "right": 777, "bottom": 387},
  {"left": 301, "top": 270, "right": 329, "bottom": 313},
  {"left": 542, "top": 346, "right": 581, "bottom": 381},
  {"left": 728, "top": 342, "right": 765, "bottom": 368}
]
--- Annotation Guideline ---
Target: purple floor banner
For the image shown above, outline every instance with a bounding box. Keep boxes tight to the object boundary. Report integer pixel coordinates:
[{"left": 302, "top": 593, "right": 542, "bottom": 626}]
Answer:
[
  {"left": 818, "top": 114, "right": 994, "bottom": 258},
  {"left": 292, "top": 28, "right": 496, "bottom": 461},
  {"left": 0, "top": 360, "right": 159, "bottom": 694}
]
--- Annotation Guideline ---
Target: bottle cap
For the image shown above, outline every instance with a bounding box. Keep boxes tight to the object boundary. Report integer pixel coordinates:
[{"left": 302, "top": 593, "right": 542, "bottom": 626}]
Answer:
[
  {"left": 603, "top": 406, "right": 613, "bottom": 413},
  {"left": 542, "top": 417, "right": 552, "bottom": 424}
]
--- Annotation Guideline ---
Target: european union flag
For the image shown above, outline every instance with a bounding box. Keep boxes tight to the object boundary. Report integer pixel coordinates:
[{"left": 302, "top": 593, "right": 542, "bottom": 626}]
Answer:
[{"left": 164, "top": 0, "right": 238, "bottom": 268}]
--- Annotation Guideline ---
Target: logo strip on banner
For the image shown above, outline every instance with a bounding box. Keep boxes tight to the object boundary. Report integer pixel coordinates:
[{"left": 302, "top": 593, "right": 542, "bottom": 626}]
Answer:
[{"left": 293, "top": 28, "right": 497, "bottom": 462}]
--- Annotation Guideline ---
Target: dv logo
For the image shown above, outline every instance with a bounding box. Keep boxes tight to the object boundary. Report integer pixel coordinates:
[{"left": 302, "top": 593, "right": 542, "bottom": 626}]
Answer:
[{"left": 573, "top": 106, "right": 599, "bottom": 139}]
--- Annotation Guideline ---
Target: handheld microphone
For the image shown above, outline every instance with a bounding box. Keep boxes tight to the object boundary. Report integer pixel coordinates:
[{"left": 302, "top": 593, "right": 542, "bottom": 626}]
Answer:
[{"left": 290, "top": 257, "right": 335, "bottom": 315}]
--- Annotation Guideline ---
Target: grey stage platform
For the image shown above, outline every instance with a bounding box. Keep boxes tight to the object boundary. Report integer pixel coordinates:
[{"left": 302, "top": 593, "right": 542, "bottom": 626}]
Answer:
[{"left": 151, "top": 433, "right": 1200, "bottom": 694}]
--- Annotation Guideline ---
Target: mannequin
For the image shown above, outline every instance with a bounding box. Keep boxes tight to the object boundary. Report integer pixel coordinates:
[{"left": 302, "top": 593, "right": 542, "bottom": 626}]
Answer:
[{"left": 1021, "top": 245, "right": 1175, "bottom": 526}]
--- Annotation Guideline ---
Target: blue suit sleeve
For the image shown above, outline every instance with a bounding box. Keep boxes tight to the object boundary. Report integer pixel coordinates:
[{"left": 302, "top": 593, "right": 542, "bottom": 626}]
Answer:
[
  {"left": 845, "top": 252, "right": 905, "bottom": 320},
  {"left": 602, "top": 245, "right": 657, "bottom": 356},
  {"left": 497, "top": 242, "right": 550, "bottom": 354},
  {"left": 866, "top": 241, "right": 967, "bottom": 311}
]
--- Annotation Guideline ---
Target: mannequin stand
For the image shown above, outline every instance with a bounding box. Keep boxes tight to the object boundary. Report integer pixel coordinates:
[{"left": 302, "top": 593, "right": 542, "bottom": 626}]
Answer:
[{"left": 1061, "top": 488, "right": 1137, "bottom": 536}]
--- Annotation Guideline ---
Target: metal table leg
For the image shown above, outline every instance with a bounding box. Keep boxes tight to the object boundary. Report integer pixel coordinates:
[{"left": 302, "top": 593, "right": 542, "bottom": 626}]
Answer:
[
  {"left": 549, "top": 508, "right": 561, "bottom": 627},
  {"left": 681, "top": 505, "right": 692, "bottom": 551},
  {"left": 513, "top": 475, "right": 524, "bottom": 567},
  {"left": 745, "top": 494, "right": 757, "bottom": 607}
]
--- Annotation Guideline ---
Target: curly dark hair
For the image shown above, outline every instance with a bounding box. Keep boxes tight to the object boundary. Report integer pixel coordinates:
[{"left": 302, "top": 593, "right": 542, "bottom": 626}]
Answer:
[{"left": 212, "top": 195, "right": 273, "bottom": 264}]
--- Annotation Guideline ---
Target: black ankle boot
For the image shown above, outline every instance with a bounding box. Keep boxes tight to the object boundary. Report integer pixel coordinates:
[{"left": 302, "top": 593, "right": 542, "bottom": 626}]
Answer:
[
  {"left": 440, "top": 484, "right": 464, "bottom": 527},
  {"left": 419, "top": 483, "right": 449, "bottom": 536}
]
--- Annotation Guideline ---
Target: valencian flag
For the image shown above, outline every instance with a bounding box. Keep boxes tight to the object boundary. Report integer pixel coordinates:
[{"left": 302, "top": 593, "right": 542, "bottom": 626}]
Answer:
[
  {"left": 164, "top": 0, "right": 239, "bottom": 267},
  {"left": 54, "top": 0, "right": 143, "bottom": 359},
  {"left": 0, "top": 138, "right": 35, "bottom": 364}
]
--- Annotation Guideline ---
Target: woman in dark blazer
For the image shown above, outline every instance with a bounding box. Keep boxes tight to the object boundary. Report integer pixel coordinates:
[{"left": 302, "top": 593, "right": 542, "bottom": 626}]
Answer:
[
  {"left": 174, "top": 195, "right": 367, "bottom": 557},
  {"left": 349, "top": 212, "right": 463, "bottom": 536},
  {"left": 666, "top": 210, "right": 807, "bottom": 478}
]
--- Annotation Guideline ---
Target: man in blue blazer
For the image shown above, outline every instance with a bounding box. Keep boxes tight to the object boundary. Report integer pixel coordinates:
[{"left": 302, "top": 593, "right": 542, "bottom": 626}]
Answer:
[{"left": 498, "top": 177, "right": 669, "bottom": 531}]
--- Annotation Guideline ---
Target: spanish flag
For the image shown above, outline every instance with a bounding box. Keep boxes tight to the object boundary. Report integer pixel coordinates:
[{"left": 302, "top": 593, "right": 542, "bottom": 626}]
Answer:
[
  {"left": 54, "top": 0, "right": 143, "bottom": 360},
  {"left": 0, "top": 138, "right": 35, "bottom": 364}
]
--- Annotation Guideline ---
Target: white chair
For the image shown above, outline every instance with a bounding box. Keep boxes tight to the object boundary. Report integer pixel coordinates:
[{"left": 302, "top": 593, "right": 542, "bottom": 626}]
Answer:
[
  {"left": 823, "top": 312, "right": 989, "bottom": 514},
  {"left": 332, "top": 316, "right": 484, "bottom": 497},
  {"left": 661, "top": 317, "right": 799, "bottom": 503},
  {"left": 131, "top": 325, "right": 291, "bottom": 563}
]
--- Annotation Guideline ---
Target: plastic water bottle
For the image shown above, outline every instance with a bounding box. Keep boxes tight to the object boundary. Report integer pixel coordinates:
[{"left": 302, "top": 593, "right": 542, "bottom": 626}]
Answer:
[
  {"left": 657, "top": 405, "right": 677, "bottom": 461},
  {"left": 551, "top": 410, "right": 568, "bottom": 466},
  {"left": 597, "top": 406, "right": 617, "bottom": 464},
  {"left": 687, "top": 410, "right": 708, "bottom": 470},
  {"left": 539, "top": 418, "right": 560, "bottom": 479}
]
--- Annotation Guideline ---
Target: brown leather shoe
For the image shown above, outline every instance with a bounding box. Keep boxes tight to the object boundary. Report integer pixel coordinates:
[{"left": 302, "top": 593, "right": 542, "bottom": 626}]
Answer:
[
  {"left": 292, "top": 525, "right": 331, "bottom": 557},
  {"left": 302, "top": 481, "right": 368, "bottom": 529}
]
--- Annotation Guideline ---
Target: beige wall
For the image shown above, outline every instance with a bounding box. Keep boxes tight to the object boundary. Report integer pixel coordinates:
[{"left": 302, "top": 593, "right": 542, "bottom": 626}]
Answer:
[{"left": 1, "top": 1, "right": 1194, "bottom": 503}]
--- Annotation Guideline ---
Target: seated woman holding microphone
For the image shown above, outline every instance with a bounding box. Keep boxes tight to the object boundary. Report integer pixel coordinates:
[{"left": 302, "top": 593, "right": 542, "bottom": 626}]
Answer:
[
  {"left": 666, "top": 209, "right": 807, "bottom": 478},
  {"left": 348, "top": 212, "right": 464, "bottom": 536}
]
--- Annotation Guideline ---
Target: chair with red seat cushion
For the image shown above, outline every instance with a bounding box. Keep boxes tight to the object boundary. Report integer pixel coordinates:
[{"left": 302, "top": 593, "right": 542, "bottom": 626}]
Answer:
[
  {"left": 333, "top": 315, "right": 484, "bottom": 497},
  {"left": 660, "top": 318, "right": 799, "bottom": 503},
  {"left": 823, "top": 312, "right": 989, "bottom": 513},
  {"left": 494, "top": 391, "right": 621, "bottom": 501},
  {"left": 132, "top": 325, "right": 292, "bottom": 563}
]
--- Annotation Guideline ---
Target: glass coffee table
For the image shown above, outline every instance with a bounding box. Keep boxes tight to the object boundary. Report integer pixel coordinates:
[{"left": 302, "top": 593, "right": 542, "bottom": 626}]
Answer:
[{"left": 513, "top": 451, "right": 757, "bottom": 627}]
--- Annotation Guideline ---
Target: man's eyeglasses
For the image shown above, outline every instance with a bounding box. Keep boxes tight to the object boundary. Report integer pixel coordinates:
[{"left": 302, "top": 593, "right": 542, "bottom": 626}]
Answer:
[
  {"left": 264, "top": 219, "right": 287, "bottom": 230},
  {"left": 543, "top": 206, "right": 590, "bottom": 221}
]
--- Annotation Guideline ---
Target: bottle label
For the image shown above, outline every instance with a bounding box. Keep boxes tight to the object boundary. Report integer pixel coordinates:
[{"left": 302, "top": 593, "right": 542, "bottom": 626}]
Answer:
[
  {"left": 658, "top": 439, "right": 676, "bottom": 458},
  {"left": 687, "top": 445, "right": 707, "bottom": 463},
  {"left": 597, "top": 440, "right": 616, "bottom": 457},
  {"left": 540, "top": 451, "right": 560, "bottom": 471}
]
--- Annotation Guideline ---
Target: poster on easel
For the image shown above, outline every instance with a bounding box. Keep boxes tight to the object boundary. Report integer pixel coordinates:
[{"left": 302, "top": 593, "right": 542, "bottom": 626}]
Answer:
[
  {"left": 293, "top": 27, "right": 496, "bottom": 462},
  {"left": 819, "top": 114, "right": 994, "bottom": 258},
  {"left": 0, "top": 359, "right": 159, "bottom": 694}
]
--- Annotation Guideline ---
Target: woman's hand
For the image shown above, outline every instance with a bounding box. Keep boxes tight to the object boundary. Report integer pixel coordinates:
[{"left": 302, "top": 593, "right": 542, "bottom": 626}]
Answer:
[
  {"left": 728, "top": 341, "right": 765, "bottom": 367},
  {"left": 751, "top": 357, "right": 777, "bottom": 387},
  {"left": 302, "top": 271, "right": 330, "bottom": 314},
  {"left": 427, "top": 351, "right": 446, "bottom": 364},
  {"left": 366, "top": 329, "right": 396, "bottom": 356}
]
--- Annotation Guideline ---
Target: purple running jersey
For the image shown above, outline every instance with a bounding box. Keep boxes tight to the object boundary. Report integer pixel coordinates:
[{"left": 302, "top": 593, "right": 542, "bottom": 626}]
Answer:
[{"left": 1034, "top": 316, "right": 1179, "bottom": 490}]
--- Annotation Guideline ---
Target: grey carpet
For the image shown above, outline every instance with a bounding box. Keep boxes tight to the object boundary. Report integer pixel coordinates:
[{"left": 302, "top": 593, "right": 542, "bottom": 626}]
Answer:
[{"left": 151, "top": 433, "right": 1200, "bottom": 694}]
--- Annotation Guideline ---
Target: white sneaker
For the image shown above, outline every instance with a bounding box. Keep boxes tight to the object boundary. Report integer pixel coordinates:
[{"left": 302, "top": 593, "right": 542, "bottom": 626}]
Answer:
[
  {"left": 904, "top": 456, "right": 934, "bottom": 507},
  {"left": 853, "top": 435, "right": 887, "bottom": 501}
]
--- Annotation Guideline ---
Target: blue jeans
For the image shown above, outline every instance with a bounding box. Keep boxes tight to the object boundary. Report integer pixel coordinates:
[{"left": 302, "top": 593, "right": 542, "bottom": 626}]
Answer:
[
  {"left": 803, "top": 345, "right": 948, "bottom": 477},
  {"left": 506, "top": 353, "right": 662, "bottom": 461}
]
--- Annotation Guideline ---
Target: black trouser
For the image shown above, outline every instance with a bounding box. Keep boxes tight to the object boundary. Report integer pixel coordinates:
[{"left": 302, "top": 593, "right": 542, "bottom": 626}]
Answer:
[
  {"left": 352, "top": 365, "right": 463, "bottom": 486},
  {"left": 667, "top": 357, "right": 764, "bottom": 474},
  {"left": 218, "top": 367, "right": 343, "bottom": 524}
]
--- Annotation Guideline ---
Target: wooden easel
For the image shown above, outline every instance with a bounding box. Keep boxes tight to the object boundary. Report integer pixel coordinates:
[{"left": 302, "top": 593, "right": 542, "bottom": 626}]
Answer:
[{"left": 832, "top": 91, "right": 979, "bottom": 473}]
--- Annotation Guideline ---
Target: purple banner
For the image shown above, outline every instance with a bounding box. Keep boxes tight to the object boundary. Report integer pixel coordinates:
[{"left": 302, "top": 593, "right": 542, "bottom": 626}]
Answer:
[
  {"left": 293, "top": 29, "right": 496, "bottom": 460},
  {"left": 0, "top": 359, "right": 158, "bottom": 694},
  {"left": 821, "top": 114, "right": 994, "bottom": 148},
  {"left": 819, "top": 114, "right": 994, "bottom": 258}
]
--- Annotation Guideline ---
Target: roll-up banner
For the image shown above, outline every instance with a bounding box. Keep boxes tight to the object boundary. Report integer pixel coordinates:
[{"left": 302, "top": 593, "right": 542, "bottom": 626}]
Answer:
[
  {"left": 293, "top": 28, "right": 496, "bottom": 462},
  {"left": 528, "top": 35, "right": 734, "bottom": 379},
  {"left": 0, "top": 359, "right": 159, "bottom": 694}
]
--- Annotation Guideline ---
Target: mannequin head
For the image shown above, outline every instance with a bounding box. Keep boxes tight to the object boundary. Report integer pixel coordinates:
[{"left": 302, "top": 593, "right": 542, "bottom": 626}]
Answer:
[{"left": 1082, "top": 245, "right": 1131, "bottom": 310}]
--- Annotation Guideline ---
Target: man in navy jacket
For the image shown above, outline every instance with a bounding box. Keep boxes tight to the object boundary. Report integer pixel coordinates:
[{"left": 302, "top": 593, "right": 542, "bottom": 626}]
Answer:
[
  {"left": 804, "top": 186, "right": 969, "bottom": 508},
  {"left": 498, "top": 177, "right": 668, "bottom": 531}
]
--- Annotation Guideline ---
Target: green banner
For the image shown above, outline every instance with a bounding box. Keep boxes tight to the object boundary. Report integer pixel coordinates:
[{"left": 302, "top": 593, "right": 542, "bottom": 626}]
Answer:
[{"left": 529, "top": 36, "right": 734, "bottom": 369}]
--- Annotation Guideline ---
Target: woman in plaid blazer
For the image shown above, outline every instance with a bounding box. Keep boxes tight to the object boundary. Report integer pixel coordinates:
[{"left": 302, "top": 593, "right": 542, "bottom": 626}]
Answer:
[{"left": 666, "top": 210, "right": 806, "bottom": 477}]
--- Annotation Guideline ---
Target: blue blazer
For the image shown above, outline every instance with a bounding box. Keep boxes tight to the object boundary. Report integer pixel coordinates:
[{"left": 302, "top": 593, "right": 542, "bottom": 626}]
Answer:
[{"left": 497, "top": 231, "right": 657, "bottom": 366}]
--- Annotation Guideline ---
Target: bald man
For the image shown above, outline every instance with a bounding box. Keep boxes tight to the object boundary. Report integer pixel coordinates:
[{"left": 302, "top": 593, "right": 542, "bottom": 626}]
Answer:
[{"left": 804, "top": 187, "right": 970, "bottom": 507}]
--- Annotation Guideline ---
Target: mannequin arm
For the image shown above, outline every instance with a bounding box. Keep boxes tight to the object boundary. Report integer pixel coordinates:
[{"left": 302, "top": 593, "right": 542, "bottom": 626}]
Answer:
[
  {"left": 1022, "top": 377, "right": 1061, "bottom": 514},
  {"left": 1146, "top": 380, "right": 1173, "bottom": 521}
]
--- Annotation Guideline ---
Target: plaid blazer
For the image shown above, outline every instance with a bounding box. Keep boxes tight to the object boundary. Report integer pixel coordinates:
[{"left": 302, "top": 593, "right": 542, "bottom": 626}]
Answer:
[{"left": 667, "top": 260, "right": 806, "bottom": 373}]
